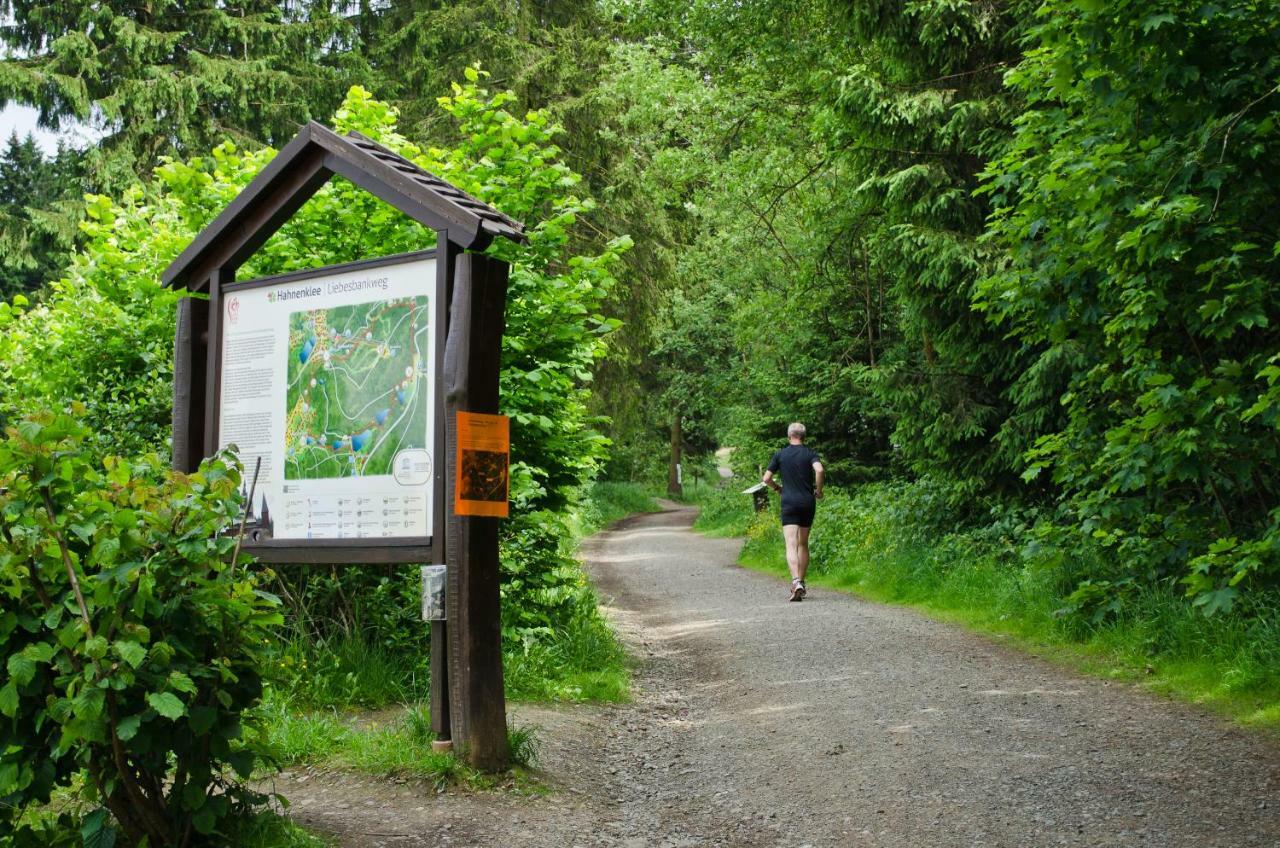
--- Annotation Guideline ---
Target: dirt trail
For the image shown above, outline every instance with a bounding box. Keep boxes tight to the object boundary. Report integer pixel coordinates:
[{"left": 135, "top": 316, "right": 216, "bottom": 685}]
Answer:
[{"left": 276, "top": 504, "right": 1280, "bottom": 847}]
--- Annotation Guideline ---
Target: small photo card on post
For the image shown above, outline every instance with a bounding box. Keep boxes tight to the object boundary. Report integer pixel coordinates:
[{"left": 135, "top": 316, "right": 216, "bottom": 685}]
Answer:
[{"left": 455, "top": 412, "right": 510, "bottom": 518}]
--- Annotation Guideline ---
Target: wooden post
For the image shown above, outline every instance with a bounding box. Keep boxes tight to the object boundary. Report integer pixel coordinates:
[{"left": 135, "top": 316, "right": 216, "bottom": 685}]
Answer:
[
  {"left": 171, "top": 274, "right": 221, "bottom": 473},
  {"left": 430, "top": 619, "right": 450, "bottom": 742},
  {"left": 443, "top": 248, "right": 510, "bottom": 771}
]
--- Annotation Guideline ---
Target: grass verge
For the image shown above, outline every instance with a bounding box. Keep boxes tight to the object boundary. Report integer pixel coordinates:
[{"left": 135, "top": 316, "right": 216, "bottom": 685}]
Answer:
[
  {"left": 226, "top": 811, "right": 332, "bottom": 847},
  {"left": 575, "top": 480, "right": 663, "bottom": 536},
  {"left": 260, "top": 695, "right": 541, "bottom": 790},
  {"left": 702, "top": 485, "right": 1280, "bottom": 732}
]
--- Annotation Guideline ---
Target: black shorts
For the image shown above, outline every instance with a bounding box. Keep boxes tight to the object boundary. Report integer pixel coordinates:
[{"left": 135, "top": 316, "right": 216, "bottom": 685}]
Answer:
[{"left": 780, "top": 500, "right": 816, "bottom": 528}]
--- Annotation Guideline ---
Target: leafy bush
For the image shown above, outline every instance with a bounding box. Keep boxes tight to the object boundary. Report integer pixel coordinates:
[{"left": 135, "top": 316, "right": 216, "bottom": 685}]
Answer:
[
  {"left": 979, "top": 2, "right": 1280, "bottom": 611},
  {"left": 0, "top": 411, "right": 282, "bottom": 846}
]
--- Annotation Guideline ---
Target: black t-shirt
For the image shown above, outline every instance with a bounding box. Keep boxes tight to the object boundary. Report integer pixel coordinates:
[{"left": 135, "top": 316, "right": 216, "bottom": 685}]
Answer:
[{"left": 767, "top": 444, "right": 821, "bottom": 506}]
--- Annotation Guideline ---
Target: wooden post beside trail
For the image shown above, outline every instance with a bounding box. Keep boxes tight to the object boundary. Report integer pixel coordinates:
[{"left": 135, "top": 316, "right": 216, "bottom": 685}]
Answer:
[{"left": 443, "top": 249, "right": 510, "bottom": 770}]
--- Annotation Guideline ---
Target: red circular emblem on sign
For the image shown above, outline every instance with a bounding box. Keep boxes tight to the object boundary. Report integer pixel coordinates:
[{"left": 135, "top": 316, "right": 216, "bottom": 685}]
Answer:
[{"left": 227, "top": 296, "right": 240, "bottom": 325}]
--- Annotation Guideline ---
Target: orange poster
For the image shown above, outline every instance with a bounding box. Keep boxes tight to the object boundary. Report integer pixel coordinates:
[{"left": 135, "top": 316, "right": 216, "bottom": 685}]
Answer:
[{"left": 454, "top": 412, "right": 510, "bottom": 518}]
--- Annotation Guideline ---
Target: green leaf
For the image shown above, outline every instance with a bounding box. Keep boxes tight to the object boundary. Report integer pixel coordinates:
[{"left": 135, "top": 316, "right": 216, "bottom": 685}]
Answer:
[
  {"left": 115, "top": 713, "right": 142, "bottom": 742},
  {"left": 228, "top": 749, "right": 256, "bottom": 779},
  {"left": 84, "top": 635, "right": 108, "bottom": 660},
  {"left": 147, "top": 691, "right": 186, "bottom": 720},
  {"left": 81, "top": 808, "right": 118, "bottom": 848},
  {"left": 192, "top": 804, "right": 217, "bottom": 835},
  {"left": 1193, "top": 587, "right": 1237, "bottom": 617},
  {"left": 0, "top": 682, "right": 18, "bottom": 717},
  {"left": 7, "top": 653, "right": 35, "bottom": 685},
  {"left": 167, "top": 670, "right": 197, "bottom": 694},
  {"left": 113, "top": 640, "right": 147, "bottom": 669},
  {"left": 188, "top": 705, "right": 217, "bottom": 734}
]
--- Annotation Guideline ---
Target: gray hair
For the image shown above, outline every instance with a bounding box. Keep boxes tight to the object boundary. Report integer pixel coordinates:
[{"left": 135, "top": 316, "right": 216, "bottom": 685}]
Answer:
[{"left": 787, "top": 422, "right": 806, "bottom": 439}]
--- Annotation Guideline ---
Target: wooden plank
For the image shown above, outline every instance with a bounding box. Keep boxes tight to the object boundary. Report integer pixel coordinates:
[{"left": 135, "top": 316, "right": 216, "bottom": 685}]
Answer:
[
  {"left": 171, "top": 295, "right": 209, "bottom": 472},
  {"left": 163, "top": 122, "right": 527, "bottom": 289},
  {"left": 164, "top": 138, "right": 329, "bottom": 289},
  {"left": 244, "top": 543, "right": 435, "bottom": 565},
  {"left": 443, "top": 249, "right": 510, "bottom": 771}
]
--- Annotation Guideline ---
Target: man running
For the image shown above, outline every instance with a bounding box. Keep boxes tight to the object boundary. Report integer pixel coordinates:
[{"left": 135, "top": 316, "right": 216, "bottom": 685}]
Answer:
[{"left": 762, "top": 422, "right": 824, "bottom": 602}]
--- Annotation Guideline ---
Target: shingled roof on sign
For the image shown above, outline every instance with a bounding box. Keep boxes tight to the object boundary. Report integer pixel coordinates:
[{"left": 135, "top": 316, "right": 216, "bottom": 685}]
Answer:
[{"left": 161, "top": 121, "right": 526, "bottom": 290}]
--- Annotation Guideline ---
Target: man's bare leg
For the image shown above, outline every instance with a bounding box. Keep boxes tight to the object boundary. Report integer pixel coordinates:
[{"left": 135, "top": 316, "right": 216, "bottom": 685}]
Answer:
[
  {"left": 782, "top": 524, "right": 801, "bottom": 580},
  {"left": 796, "top": 526, "right": 811, "bottom": 583}
]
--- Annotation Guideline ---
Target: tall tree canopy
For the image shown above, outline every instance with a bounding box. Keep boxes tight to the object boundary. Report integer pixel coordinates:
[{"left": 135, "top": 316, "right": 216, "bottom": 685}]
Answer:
[
  {"left": 0, "top": 132, "right": 81, "bottom": 298},
  {"left": 0, "top": 0, "right": 363, "bottom": 188}
]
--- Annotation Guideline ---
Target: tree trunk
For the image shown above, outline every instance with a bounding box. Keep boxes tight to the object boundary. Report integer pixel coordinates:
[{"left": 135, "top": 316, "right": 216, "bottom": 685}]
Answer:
[{"left": 667, "top": 417, "right": 683, "bottom": 497}]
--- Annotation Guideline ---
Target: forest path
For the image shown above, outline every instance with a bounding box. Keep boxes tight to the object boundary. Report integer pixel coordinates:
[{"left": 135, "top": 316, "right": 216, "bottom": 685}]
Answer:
[{"left": 276, "top": 503, "right": 1280, "bottom": 847}]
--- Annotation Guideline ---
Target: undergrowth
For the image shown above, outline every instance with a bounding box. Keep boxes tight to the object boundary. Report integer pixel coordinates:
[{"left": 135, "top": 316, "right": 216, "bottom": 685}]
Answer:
[
  {"left": 704, "top": 482, "right": 1280, "bottom": 731},
  {"left": 259, "top": 695, "right": 540, "bottom": 789},
  {"left": 224, "top": 812, "right": 332, "bottom": 848},
  {"left": 576, "top": 481, "right": 662, "bottom": 536}
]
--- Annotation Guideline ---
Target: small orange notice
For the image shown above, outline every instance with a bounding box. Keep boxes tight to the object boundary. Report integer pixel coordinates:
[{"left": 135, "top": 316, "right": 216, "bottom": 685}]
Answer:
[{"left": 454, "top": 412, "right": 510, "bottom": 518}]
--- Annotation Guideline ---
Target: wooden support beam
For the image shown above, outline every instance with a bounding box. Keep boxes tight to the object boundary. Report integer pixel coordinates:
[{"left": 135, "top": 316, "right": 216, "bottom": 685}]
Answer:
[
  {"left": 443, "top": 249, "right": 510, "bottom": 771},
  {"left": 171, "top": 295, "right": 209, "bottom": 473}
]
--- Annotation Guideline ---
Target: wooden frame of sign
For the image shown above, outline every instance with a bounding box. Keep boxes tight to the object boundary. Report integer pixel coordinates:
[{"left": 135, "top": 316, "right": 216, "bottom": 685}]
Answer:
[{"left": 164, "top": 122, "right": 523, "bottom": 771}]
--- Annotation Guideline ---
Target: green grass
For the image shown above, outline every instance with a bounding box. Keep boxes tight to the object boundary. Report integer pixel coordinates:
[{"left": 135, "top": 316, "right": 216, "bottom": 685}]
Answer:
[
  {"left": 259, "top": 694, "right": 542, "bottom": 790},
  {"left": 504, "top": 589, "right": 631, "bottom": 703},
  {"left": 226, "top": 812, "right": 332, "bottom": 848},
  {"left": 718, "top": 489, "right": 1280, "bottom": 733},
  {"left": 275, "top": 632, "right": 429, "bottom": 710},
  {"left": 575, "top": 480, "right": 663, "bottom": 536},
  {"left": 685, "top": 483, "right": 760, "bottom": 537}
]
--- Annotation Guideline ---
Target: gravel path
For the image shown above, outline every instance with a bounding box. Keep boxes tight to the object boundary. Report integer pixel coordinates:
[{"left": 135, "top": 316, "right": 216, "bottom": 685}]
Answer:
[{"left": 277, "top": 503, "right": 1280, "bottom": 847}]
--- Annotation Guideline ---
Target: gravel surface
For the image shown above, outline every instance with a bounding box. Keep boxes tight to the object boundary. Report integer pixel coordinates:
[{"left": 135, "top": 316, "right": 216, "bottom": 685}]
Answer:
[{"left": 275, "top": 503, "right": 1280, "bottom": 847}]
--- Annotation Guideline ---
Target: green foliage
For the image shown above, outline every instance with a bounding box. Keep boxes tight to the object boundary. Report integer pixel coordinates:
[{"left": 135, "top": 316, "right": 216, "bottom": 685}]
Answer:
[
  {"left": 259, "top": 696, "right": 540, "bottom": 788},
  {"left": 978, "top": 1, "right": 1280, "bottom": 608},
  {"left": 0, "top": 186, "right": 187, "bottom": 456},
  {"left": 688, "top": 486, "right": 758, "bottom": 539},
  {"left": 362, "top": 1, "right": 611, "bottom": 143},
  {"left": 503, "top": 588, "right": 630, "bottom": 703},
  {"left": 0, "top": 133, "right": 83, "bottom": 300},
  {"left": 576, "top": 482, "right": 661, "bottom": 536},
  {"left": 0, "top": 411, "right": 282, "bottom": 846},
  {"left": 223, "top": 813, "right": 330, "bottom": 848}
]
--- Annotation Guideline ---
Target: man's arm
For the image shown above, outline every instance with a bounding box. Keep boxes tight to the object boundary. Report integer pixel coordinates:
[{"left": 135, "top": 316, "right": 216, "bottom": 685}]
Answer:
[
  {"left": 813, "top": 461, "right": 825, "bottom": 499},
  {"left": 763, "top": 469, "right": 782, "bottom": 493}
]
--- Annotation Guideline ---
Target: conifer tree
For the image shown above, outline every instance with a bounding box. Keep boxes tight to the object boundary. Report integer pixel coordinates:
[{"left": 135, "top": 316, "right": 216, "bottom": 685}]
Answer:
[
  {"left": 359, "top": 0, "right": 610, "bottom": 142},
  {"left": 0, "top": 132, "right": 81, "bottom": 298},
  {"left": 0, "top": 0, "right": 366, "bottom": 188}
]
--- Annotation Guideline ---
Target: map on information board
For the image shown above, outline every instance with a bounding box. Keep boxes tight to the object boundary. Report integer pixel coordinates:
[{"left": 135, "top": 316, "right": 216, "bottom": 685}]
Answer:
[
  {"left": 285, "top": 296, "right": 429, "bottom": 480},
  {"left": 216, "top": 255, "right": 437, "bottom": 542}
]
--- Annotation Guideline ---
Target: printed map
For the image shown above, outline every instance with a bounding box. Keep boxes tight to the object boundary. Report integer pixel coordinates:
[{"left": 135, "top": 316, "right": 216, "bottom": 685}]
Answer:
[{"left": 284, "top": 296, "right": 429, "bottom": 480}]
